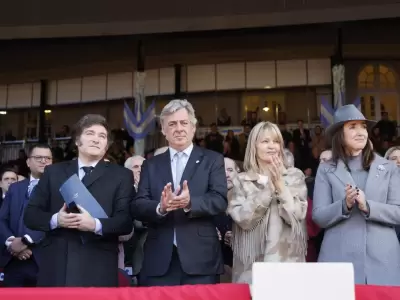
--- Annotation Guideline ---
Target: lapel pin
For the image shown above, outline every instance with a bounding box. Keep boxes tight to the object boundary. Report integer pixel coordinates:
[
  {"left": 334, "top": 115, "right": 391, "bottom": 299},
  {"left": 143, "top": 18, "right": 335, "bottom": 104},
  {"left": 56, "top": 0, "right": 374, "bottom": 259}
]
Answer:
[
  {"left": 196, "top": 160, "right": 200, "bottom": 164},
  {"left": 376, "top": 164, "right": 385, "bottom": 178}
]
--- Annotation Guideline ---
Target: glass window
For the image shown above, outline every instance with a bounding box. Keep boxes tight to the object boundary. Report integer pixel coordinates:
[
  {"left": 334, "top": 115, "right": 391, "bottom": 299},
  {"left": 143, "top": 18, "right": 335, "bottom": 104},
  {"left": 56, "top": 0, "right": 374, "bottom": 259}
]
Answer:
[
  {"left": 358, "top": 65, "right": 375, "bottom": 89},
  {"left": 379, "top": 65, "right": 396, "bottom": 89},
  {"left": 358, "top": 64, "right": 397, "bottom": 90}
]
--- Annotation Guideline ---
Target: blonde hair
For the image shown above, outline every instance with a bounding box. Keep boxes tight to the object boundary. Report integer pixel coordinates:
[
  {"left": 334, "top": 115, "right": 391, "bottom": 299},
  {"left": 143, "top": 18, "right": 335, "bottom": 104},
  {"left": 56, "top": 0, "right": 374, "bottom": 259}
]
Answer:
[
  {"left": 243, "top": 121, "right": 287, "bottom": 173},
  {"left": 384, "top": 146, "right": 400, "bottom": 160}
]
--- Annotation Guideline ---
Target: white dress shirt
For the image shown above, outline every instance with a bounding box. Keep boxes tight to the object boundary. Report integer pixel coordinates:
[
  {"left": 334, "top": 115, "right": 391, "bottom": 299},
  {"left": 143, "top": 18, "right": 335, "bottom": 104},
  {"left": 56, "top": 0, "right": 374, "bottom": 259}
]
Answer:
[
  {"left": 156, "top": 143, "right": 193, "bottom": 245},
  {"left": 5, "top": 175, "right": 38, "bottom": 247},
  {"left": 49, "top": 158, "right": 103, "bottom": 235}
]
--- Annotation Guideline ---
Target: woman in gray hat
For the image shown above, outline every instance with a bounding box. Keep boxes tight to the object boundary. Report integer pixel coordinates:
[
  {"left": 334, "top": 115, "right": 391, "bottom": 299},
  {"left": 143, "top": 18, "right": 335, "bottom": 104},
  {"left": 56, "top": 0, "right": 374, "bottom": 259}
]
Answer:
[{"left": 312, "top": 104, "right": 400, "bottom": 286}]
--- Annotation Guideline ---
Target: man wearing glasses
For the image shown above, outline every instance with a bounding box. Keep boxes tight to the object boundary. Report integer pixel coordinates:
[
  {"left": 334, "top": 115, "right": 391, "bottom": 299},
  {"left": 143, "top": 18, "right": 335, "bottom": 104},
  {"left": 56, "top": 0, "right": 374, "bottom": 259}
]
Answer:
[{"left": 0, "top": 144, "right": 52, "bottom": 287}]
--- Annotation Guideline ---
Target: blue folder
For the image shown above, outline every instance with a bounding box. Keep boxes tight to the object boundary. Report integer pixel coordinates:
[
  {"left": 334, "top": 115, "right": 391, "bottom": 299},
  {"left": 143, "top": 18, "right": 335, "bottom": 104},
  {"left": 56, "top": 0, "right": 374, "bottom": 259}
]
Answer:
[{"left": 59, "top": 174, "right": 108, "bottom": 219}]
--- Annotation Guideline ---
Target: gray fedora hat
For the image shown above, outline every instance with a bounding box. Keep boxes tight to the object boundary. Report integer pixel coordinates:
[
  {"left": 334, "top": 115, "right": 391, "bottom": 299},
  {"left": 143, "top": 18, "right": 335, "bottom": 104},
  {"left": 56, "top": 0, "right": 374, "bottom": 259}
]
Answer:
[{"left": 325, "top": 104, "right": 376, "bottom": 137}]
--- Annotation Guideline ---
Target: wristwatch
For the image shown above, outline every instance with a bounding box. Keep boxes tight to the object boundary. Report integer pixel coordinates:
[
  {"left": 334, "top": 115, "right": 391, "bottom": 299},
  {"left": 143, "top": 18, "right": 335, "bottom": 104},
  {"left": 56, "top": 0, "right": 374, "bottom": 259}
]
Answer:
[{"left": 21, "top": 236, "right": 34, "bottom": 247}]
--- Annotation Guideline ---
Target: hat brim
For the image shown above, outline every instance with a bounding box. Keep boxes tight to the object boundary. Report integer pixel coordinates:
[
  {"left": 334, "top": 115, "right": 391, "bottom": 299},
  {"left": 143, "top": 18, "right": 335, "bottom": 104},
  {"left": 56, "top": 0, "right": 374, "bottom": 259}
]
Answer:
[{"left": 325, "top": 119, "right": 377, "bottom": 138}]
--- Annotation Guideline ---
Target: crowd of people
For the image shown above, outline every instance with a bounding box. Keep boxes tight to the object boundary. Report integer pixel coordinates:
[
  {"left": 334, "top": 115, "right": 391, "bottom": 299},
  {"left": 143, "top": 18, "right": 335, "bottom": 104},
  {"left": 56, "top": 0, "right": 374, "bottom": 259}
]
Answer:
[{"left": 0, "top": 99, "right": 400, "bottom": 288}]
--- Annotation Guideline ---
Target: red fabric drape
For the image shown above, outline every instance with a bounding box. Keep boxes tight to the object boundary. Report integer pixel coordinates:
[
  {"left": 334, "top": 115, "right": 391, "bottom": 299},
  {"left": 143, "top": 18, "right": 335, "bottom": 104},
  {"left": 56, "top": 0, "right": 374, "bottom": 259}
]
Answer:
[{"left": 0, "top": 284, "right": 400, "bottom": 300}]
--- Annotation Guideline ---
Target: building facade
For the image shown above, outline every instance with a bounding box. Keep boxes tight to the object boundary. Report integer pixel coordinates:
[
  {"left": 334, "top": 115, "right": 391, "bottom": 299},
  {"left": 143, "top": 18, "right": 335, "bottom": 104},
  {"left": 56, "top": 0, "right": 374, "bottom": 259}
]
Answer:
[{"left": 1, "top": 19, "right": 400, "bottom": 139}]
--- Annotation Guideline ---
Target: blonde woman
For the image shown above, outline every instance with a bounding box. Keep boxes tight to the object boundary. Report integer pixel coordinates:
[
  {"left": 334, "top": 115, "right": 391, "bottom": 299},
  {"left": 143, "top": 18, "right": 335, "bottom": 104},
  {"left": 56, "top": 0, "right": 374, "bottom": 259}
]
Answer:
[
  {"left": 385, "top": 146, "right": 400, "bottom": 167},
  {"left": 227, "top": 122, "right": 308, "bottom": 284}
]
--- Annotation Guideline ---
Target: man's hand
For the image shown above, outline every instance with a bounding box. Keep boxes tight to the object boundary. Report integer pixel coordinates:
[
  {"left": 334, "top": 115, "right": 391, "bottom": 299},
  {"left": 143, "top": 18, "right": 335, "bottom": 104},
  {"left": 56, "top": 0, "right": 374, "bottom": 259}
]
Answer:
[
  {"left": 76, "top": 205, "right": 96, "bottom": 232},
  {"left": 224, "top": 231, "right": 232, "bottom": 247},
  {"left": 8, "top": 237, "right": 27, "bottom": 256},
  {"left": 159, "top": 183, "right": 174, "bottom": 214},
  {"left": 17, "top": 249, "right": 32, "bottom": 260},
  {"left": 167, "top": 180, "right": 191, "bottom": 211},
  {"left": 57, "top": 204, "right": 80, "bottom": 229}
]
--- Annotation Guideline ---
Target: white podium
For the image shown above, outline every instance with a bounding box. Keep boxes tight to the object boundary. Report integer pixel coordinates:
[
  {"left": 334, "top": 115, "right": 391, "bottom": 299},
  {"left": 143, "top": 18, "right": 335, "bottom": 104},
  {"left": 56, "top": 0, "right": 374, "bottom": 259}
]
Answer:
[{"left": 252, "top": 262, "right": 355, "bottom": 300}]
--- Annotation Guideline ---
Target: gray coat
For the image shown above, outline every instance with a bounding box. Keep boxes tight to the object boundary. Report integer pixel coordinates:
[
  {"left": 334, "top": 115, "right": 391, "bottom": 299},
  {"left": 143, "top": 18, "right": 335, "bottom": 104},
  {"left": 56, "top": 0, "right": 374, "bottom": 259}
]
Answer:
[{"left": 312, "top": 155, "right": 400, "bottom": 286}]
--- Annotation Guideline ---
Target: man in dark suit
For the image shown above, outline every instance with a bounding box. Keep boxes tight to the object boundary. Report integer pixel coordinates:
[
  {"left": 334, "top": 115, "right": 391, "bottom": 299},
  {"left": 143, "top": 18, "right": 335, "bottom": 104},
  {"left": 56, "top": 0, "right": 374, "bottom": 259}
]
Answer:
[
  {"left": 0, "top": 167, "right": 18, "bottom": 208},
  {"left": 0, "top": 144, "right": 52, "bottom": 287},
  {"left": 132, "top": 99, "right": 227, "bottom": 286},
  {"left": 215, "top": 157, "right": 240, "bottom": 270},
  {"left": 24, "top": 114, "right": 134, "bottom": 287},
  {"left": 292, "top": 119, "right": 311, "bottom": 158}
]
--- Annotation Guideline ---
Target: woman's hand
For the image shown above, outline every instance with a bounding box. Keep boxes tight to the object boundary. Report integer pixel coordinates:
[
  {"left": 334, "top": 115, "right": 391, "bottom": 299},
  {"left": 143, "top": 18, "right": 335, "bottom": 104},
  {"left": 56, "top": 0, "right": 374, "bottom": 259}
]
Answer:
[
  {"left": 345, "top": 184, "right": 357, "bottom": 210},
  {"left": 269, "top": 155, "right": 284, "bottom": 193},
  {"left": 355, "top": 188, "right": 369, "bottom": 214}
]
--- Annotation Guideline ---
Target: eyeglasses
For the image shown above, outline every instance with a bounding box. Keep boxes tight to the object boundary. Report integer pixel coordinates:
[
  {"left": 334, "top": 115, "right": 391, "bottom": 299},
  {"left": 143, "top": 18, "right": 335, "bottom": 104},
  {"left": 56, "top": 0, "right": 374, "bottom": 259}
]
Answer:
[{"left": 30, "top": 156, "right": 53, "bottom": 162}]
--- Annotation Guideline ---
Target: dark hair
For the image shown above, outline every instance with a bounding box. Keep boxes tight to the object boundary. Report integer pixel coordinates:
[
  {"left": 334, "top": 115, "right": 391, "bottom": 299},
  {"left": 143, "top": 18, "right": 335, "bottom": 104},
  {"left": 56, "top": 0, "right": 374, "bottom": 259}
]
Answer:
[
  {"left": 331, "top": 125, "right": 374, "bottom": 171},
  {"left": 27, "top": 144, "right": 52, "bottom": 157},
  {"left": 73, "top": 114, "right": 110, "bottom": 145},
  {"left": 225, "top": 130, "right": 235, "bottom": 140},
  {"left": 0, "top": 166, "right": 18, "bottom": 180}
]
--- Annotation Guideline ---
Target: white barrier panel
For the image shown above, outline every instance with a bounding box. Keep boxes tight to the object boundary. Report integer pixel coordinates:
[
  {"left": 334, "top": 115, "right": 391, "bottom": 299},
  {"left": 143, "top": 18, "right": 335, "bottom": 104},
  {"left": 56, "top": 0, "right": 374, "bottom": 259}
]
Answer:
[{"left": 252, "top": 262, "right": 355, "bottom": 300}]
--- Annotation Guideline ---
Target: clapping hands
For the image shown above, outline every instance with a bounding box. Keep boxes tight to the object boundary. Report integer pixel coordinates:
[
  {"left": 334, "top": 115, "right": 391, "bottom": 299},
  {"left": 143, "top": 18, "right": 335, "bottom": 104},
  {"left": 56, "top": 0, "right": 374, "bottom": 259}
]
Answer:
[
  {"left": 267, "top": 155, "right": 285, "bottom": 193},
  {"left": 159, "top": 181, "right": 191, "bottom": 214},
  {"left": 345, "top": 184, "right": 369, "bottom": 213}
]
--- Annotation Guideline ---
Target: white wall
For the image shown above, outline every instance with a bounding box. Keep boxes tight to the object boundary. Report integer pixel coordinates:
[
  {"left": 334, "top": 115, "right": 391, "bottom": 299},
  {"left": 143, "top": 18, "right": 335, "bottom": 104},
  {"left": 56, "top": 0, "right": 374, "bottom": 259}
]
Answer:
[{"left": 0, "top": 58, "right": 331, "bottom": 109}]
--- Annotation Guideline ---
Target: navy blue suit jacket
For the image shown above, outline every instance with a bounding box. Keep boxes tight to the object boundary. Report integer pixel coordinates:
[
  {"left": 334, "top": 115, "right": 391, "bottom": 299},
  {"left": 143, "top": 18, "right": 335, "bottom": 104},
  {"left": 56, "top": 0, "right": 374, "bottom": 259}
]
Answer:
[
  {"left": 0, "top": 179, "right": 44, "bottom": 266},
  {"left": 132, "top": 145, "right": 228, "bottom": 277},
  {"left": 214, "top": 213, "right": 233, "bottom": 267}
]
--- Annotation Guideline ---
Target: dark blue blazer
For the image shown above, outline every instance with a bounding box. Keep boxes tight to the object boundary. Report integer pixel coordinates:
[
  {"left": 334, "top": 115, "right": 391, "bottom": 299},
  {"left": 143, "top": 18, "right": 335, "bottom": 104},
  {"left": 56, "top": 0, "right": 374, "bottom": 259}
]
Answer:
[
  {"left": 0, "top": 179, "right": 44, "bottom": 266},
  {"left": 132, "top": 145, "right": 228, "bottom": 277},
  {"left": 214, "top": 213, "right": 233, "bottom": 267}
]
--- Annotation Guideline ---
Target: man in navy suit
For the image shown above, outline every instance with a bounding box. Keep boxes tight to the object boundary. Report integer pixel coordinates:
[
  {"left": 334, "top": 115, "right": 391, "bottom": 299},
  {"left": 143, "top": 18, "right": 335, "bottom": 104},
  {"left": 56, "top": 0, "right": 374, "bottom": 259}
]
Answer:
[
  {"left": 0, "top": 167, "right": 18, "bottom": 208},
  {"left": 0, "top": 144, "right": 52, "bottom": 287},
  {"left": 215, "top": 157, "right": 240, "bottom": 269},
  {"left": 132, "top": 99, "right": 228, "bottom": 286}
]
